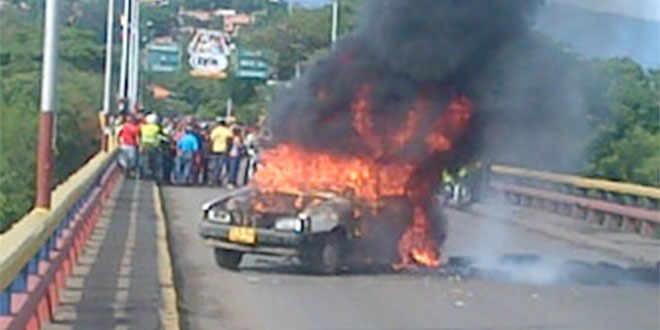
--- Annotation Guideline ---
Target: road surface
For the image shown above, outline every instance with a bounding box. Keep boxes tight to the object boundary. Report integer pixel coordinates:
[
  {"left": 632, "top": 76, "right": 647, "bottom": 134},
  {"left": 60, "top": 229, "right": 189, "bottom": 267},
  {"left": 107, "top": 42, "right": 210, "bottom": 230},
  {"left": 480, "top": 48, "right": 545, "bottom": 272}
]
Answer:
[{"left": 162, "top": 186, "right": 659, "bottom": 330}]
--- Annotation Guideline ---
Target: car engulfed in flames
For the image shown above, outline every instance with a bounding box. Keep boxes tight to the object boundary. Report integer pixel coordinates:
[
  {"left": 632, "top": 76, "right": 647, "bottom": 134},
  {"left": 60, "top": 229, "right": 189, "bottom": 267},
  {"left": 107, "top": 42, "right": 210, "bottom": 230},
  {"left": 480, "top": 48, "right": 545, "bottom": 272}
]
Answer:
[
  {"left": 200, "top": 86, "right": 473, "bottom": 273},
  {"left": 199, "top": 186, "right": 448, "bottom": 274}
]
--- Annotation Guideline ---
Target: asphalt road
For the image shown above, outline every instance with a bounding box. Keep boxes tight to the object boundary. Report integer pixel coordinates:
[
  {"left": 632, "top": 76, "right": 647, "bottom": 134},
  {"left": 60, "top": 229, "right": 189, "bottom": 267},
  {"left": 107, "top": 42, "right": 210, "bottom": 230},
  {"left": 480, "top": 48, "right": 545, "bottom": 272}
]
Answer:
[{"left": 162, "top": 186, "right": 659, "bottom": 330}]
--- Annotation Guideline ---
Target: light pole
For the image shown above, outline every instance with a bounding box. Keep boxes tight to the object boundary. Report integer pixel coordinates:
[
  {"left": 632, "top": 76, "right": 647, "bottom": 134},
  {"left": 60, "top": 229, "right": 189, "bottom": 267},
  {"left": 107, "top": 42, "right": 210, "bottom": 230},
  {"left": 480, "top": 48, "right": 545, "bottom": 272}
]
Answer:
[
  {"left": 119, "top": 0, "right": 131, "bottom": 111},
  {"left": 36, "top": 0, "right": 59, "bottom": 209},
  {"left": 101, "top": 0, "right": 115, "bottom": 151},
  {"left": 331, "top": 0, "right": 338, "bottom": 44},
  {"left": 128, "top": 0, "right": 141, "bottom": 112},
  {"left": 102, "top": 0, "right": 115, "bottom": 115}
]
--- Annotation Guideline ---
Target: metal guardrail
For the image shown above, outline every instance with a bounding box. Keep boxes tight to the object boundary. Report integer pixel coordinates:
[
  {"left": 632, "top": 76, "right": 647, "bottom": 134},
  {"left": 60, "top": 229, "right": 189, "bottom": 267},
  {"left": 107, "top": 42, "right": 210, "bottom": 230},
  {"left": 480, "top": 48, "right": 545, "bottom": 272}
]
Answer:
[
  {"left": 0, "top": 149, "right": 119, "bottom": 330},
  {"left": 490, "top": 165, "right": 660, "bottom": 237}
]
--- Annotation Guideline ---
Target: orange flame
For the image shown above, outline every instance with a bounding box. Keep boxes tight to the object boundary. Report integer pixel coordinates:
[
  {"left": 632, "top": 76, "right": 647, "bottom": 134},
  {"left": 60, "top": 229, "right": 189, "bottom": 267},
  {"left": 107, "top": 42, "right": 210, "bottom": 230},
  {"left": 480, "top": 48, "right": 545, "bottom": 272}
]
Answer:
[
  {"left": 351, "top": 85, "right": 384, "bottom": 157},
  {"left": 393, "top": 206, "right": 442, "bottom": 269},
  {"left": 253, "top": 144, "right": 414, "bottom": 205},
  {"left": 424, "top": 93, "right": 473, "bottom": 153},
  {"left": 393, "top": 102, "right": 423, "bottom": 151},
  {"left": 411, "top": 248, "right": 441, "bottom": 268},
  {"left": 425, "top": 133, "right": 453, "bottom": 152},
  {"left": 254, "top": 88, "right": 474, "bottom": 268}
]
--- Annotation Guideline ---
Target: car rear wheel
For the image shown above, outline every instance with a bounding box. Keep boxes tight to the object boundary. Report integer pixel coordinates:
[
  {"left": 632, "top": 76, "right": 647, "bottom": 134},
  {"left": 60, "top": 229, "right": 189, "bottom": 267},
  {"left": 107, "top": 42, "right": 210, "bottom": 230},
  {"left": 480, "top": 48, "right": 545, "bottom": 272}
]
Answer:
[{"left": 214, "top": 247, "right": 243, "bottom": 270}]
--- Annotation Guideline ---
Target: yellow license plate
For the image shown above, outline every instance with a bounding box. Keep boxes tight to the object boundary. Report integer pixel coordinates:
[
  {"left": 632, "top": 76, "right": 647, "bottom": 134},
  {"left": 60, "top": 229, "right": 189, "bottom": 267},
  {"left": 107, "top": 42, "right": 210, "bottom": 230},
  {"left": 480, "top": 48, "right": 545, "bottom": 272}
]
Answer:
[{"left": 228, "top": 227, "right": 257, "bottom": 245}]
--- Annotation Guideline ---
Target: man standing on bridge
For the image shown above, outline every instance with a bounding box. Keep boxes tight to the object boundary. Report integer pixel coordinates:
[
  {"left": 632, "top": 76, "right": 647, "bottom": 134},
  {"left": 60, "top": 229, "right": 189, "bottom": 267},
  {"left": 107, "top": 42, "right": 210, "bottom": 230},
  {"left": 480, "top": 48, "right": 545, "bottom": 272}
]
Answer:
[
  {"left": 175, "top": 126, "right": 200, "bottom": 185},
  {"left": 208, "top": 117, "right": 232, "bottom": 186},
  {"left": 117, "top": 116, "right": 141, "bottom": 178},
  {"left": 139, "top": 113, "right": 166, "bottom": 181}
]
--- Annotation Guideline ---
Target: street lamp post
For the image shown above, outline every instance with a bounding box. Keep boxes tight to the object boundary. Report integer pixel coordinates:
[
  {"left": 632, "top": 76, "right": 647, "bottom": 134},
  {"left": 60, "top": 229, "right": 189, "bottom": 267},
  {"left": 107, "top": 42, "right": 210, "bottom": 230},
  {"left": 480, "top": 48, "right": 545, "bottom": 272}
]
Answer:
[
  {"left": 101, "top": 0, "right": 115, "bottom": 151},
  {"left": 36, "top": 0, "right": 59, "bottom": 210},
  {"left": 331, "top": 0, "right": 339, "bottom": 44},
  {"left": 128, "top": 0, "right": 141, "bottom": 112},
  {"left": 119, "top": 0, "right": 131, "bottom": 110}
]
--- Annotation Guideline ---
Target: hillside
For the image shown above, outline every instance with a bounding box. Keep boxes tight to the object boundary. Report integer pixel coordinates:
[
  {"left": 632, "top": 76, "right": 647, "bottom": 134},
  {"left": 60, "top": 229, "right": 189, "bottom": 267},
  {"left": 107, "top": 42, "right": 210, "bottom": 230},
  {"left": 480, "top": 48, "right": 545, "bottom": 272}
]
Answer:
[{"left": 535, "top": 2, "right": 660, "bottom": 68}]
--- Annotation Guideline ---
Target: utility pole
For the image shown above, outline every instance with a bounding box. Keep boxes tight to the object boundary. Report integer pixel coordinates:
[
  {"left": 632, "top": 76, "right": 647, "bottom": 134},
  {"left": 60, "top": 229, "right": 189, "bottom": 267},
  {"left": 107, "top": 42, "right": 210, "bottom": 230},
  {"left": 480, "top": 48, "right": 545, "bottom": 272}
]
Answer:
[
  {"left": 119, "top": 0, "right": 130, "bottom": 112},
  {"left": 36, "top": 0, "right": 59, "bottom": 210},
  {"left": 226, "top": 98, "right": 233, "bottom": 120},
  {"left": 101, "top": 0, "right": 115, "bottom": 151},
  {"left": 331, "top": 0, "right": 338, "bottom": 44}
]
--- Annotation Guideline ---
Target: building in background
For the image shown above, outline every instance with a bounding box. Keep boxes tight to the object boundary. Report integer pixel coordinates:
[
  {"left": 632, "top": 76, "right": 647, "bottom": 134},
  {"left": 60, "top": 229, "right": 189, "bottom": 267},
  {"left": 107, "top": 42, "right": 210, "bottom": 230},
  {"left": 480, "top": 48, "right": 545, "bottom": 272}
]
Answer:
[{"left": 223, "top": 13, "right": 254, "bottom": 35}]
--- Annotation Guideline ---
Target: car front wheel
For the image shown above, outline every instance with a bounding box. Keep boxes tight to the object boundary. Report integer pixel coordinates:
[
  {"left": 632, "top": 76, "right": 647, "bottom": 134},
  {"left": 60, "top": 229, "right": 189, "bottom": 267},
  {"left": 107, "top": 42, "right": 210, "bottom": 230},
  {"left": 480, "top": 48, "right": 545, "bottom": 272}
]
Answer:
[
  {"left": 302, "top": 233, "right": 344, "bottom": 275},
  {"left": 214, "top": 247, "right": 243, "bottom": 270}
]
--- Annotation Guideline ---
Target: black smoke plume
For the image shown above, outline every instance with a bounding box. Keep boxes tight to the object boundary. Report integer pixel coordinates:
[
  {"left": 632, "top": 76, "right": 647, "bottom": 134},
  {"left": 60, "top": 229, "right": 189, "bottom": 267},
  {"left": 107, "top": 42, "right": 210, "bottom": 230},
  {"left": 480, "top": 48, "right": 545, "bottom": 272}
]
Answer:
[{"left": 268, "top": 0, "right": 595, "bottom": 175}]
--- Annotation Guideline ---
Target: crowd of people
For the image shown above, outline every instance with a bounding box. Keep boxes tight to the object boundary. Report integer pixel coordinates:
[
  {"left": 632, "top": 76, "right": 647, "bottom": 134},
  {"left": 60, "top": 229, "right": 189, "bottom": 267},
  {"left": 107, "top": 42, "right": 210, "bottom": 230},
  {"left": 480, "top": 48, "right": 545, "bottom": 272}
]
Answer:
[{"left": 113, "top": 112, "right": 266, "bottom": 187}]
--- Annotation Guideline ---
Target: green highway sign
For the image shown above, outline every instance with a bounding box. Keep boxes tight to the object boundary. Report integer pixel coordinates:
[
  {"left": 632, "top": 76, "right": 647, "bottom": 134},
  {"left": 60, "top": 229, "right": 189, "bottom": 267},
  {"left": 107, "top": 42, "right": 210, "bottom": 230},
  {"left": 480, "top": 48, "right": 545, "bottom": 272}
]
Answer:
[{"left": 234, "top": 48, "right": 271, "bottom": 80}]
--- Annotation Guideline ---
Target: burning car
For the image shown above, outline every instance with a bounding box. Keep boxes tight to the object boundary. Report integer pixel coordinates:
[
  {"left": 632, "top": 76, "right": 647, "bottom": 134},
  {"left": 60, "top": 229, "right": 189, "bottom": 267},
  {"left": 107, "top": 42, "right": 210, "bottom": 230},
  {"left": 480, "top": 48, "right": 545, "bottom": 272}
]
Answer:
[
  {"left": 199, "top": 185, "right": 448, "bottom": 274},
  {"left": 199, "top": 89, "right": 474, "bottom": 273}
]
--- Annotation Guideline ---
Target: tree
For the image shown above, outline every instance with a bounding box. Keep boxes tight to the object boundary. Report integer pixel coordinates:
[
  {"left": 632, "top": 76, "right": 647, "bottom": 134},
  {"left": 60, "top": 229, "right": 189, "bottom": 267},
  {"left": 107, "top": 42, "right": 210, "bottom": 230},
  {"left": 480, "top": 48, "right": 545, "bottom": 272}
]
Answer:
[
  {"left": 587, "top": 58, "right": 660, "bottom": 186},
  {"left": 240, "top": 1, "right": 363, "bottom": 80},
  {"left": 0, "top": 6, "right": 105, "bottom": 230},
  {"left": 141, "top": 5, "right": 177, "bottom": 37}
]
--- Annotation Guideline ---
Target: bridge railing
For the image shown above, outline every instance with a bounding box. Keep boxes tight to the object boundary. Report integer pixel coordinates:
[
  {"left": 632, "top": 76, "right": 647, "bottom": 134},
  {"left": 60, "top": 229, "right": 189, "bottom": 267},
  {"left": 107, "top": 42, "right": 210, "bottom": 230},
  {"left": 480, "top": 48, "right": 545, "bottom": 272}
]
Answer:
[
  {"left": 489, "top": 165, "right": 660, "bottom": 237},
  {"left": 0, "top": 149, "right": 119, "bottom": 330}
]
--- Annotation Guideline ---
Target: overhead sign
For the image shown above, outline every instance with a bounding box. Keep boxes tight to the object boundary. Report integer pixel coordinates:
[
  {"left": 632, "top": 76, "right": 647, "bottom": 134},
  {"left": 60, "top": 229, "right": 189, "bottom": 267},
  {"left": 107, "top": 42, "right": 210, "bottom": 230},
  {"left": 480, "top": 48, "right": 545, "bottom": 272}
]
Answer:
[
  {"left": 145, "top": 43, "right": 180, "bottom": 73},
  {"left": 234, "top": 48, "right": 270, "bottom": 80}
]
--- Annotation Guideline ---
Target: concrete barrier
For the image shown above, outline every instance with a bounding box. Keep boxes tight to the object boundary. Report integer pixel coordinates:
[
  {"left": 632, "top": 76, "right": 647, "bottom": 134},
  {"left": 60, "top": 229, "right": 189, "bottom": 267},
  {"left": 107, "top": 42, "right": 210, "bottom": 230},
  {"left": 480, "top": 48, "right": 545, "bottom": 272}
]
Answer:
[{"left": 0, "top": 149, "right": 119, "bottom": 330}]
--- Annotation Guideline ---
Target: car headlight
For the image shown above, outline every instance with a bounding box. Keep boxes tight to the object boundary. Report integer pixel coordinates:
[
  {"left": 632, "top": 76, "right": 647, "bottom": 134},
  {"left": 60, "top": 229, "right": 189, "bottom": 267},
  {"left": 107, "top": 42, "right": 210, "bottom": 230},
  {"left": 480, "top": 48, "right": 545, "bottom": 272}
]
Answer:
[
  {"left": 207, "top": 209, "right": 232, "bottom": 224},
  {"left": 274, "top": 217, "right": 305, "bottom": 232}
]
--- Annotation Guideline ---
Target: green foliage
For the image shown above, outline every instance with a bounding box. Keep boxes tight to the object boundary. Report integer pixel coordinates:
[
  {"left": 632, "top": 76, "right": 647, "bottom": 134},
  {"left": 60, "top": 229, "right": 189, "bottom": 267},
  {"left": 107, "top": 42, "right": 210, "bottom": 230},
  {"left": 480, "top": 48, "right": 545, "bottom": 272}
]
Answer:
[
  {"left": 0, "top": 6, "right": 104, "bottom": 231},
  {"left": 142, "top": 5, "right": 178, "bottom": 37},
  {"left": 587, "top": 58, "right": 660, "bottom": 186},
  {"left": 145, "top": 70, "right": 261, "bottom": 121},
  {"left": 60, "top": 28, "right": 106, "bottom": 71},
  {"left": 240, "top": 1, "right": 362, "bottom": 80}
]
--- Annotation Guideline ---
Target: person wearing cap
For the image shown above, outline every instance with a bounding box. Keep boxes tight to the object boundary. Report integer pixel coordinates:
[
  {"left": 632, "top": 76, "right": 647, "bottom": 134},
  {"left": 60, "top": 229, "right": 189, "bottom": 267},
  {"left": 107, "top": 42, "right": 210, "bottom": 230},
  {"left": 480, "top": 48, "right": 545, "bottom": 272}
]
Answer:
[
  {"left": 175, "top": 126, "right": 201, "bottom": 185},
  {"left": 208, "top": 117, "right": 232, "bottom": 186}
]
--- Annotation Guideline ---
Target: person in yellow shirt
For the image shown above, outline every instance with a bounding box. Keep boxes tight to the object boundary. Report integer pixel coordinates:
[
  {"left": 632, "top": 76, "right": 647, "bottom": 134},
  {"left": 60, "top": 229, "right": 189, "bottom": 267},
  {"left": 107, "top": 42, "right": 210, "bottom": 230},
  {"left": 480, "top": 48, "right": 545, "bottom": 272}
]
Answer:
[
  {"left": 139, "top": 113, "right": 166, "bottom": 180},
  {"left": 208, "top": 117, "right": 233, "bottom": 185}
]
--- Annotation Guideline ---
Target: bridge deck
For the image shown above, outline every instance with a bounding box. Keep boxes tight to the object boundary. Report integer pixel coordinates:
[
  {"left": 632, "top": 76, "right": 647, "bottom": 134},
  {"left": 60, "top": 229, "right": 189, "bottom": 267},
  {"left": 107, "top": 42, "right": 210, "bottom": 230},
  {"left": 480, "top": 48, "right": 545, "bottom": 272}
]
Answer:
[
  {"left": 162, "top": 186, "right": 659, "bottom": 330},
  {"left": 43, "top": 178, "right": 160, "bottom": 330}
]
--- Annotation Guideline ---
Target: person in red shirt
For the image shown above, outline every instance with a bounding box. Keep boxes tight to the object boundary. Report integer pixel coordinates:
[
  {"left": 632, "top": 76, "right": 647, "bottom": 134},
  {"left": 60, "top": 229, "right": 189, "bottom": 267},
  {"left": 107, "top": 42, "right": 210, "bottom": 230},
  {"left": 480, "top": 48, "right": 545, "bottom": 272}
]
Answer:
[{"left": 117, "top": 116, "right": 141, "bottom": 177}]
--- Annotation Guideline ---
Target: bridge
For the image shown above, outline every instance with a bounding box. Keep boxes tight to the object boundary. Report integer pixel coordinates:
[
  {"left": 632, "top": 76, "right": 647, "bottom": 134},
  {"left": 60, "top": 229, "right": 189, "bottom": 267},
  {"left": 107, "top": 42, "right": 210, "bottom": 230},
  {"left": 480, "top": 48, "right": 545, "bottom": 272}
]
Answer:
[
  {"left": 1, "top": 1, "right": 659, "bottom": 329},
  {"left": 0, "top": 147, "right": 658, "bottom": 330}
]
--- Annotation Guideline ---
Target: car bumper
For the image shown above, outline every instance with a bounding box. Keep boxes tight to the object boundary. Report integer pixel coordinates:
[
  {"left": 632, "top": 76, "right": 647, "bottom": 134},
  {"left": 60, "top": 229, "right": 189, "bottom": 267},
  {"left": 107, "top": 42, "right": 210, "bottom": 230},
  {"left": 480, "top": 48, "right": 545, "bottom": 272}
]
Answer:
[{"left": 199, "top": 220, "right": 307, "bottom": 256}]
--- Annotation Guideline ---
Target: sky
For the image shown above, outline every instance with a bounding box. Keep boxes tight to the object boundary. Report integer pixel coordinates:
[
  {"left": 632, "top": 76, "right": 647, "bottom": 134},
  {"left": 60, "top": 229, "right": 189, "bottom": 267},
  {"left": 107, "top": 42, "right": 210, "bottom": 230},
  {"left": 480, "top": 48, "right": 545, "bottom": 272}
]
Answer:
[
  {"left": 550, "top": 0, "right": 660, "bottom": 22},
  {"left": 295, "top": 0, "right": 660, "bottom": 22}
]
